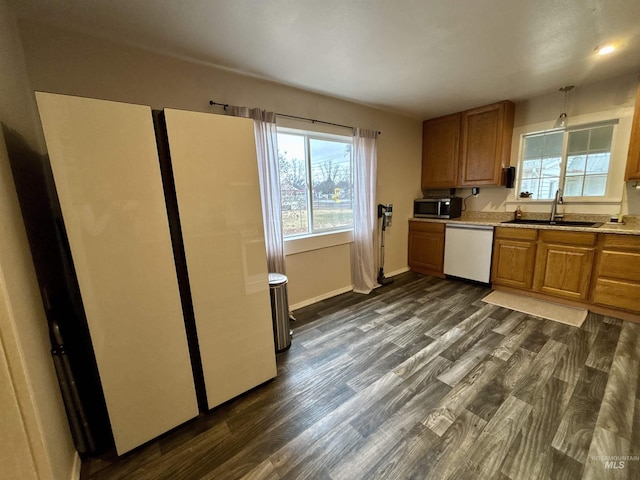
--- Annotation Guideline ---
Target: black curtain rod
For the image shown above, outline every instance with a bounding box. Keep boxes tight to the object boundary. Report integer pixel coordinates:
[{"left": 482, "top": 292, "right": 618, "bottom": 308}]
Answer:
[
  {"left": 209, "top": 101, "right": 229, "bottom": 109},
  {"left": 208, "top": 100, "right": 380, "bottom": 135},
  {"left": 275, "top": 113, "right": 354, "bottom": 131}
]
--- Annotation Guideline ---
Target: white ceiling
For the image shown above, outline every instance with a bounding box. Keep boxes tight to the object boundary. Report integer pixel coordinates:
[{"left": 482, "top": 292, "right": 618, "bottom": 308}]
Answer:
[{"left": 9, "top": 0, "right": 640, "bottom": 120}]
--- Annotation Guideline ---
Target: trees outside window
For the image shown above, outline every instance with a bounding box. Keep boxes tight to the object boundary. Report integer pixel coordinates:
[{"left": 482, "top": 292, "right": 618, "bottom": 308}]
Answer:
[{"left": 277, "top": 130, "right": 353, "bottom": 237}]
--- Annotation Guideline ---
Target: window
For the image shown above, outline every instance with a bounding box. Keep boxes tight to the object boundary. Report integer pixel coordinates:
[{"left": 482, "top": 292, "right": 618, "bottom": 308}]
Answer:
[
  {"left": 519, "top": 123, "right": 615, "bottom": 200},
  {"left": 277, "top": 129, "right": 353, "bottom": 237}
]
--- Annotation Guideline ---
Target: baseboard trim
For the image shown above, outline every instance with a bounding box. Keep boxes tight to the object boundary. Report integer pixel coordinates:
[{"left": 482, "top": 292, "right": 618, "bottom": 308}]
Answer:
[
  {"left": 290, "top": 268, "right": 411, "bottom": 310},
  {"left": 384, "top": 266, "right": 410, "bottom": 278},
  {"left": 291, "top": 285, "right": 354, "bottom": 310}
]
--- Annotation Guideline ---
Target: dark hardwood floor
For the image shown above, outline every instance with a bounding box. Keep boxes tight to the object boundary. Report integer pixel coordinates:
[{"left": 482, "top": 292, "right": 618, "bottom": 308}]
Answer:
[{"left": 81, "top": 272, "right": 640, "bottom": 480}]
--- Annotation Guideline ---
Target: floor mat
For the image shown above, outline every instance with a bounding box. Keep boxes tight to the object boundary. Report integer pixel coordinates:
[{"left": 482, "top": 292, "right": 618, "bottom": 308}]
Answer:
[{"left": 482, "top": 290, "right": 587, "bottom": 328}]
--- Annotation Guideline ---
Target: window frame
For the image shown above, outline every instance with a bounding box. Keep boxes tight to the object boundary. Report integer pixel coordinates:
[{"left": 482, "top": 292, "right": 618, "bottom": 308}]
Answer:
[
  {"left": 276, "top": 127, "right": 354, "bottom": 240},
  {"left": 516, "top": 120, "right": 619, "bottom": 202}
]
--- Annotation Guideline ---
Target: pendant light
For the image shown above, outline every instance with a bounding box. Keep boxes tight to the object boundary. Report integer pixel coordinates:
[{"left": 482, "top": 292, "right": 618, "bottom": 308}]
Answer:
[{"left": 554, "top": 85, "right": 574, "bottom": 129}]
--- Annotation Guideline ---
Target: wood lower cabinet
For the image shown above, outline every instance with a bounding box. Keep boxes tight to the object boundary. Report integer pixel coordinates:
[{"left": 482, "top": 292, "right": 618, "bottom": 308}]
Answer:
[
  {"left": 625, "top": 80, "right": 640, "bottom": 180},
  {"left": 421, "top": 113, "right": 460, "bottom": 189},
  {"left": 592, "top": 234, "right": 640, "bottom": 312},
  {"left": 491, "top": 227, "right": 537, "bottom": 289},
  {"left": 532, "top": 231, "right": 596, "bottom": 301},
  {"left": 490, "top": 224, "right": 640, "bottom": 318},
  {"left": 408, "top": 221, "right": 445, "bottom": 277}
]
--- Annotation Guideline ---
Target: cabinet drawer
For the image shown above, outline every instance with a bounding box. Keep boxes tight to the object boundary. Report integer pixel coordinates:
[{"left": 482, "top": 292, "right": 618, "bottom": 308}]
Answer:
[
  {"left": 597, "top": 250, "right": 640, "bottom": 282},
  {"left": 592, "top": 278, "right": 640, "bottom": 312},
  {"left": 600, "top": 233, "right": 640, "bottom": 251},
  {"left": 495, "top": 227, "right": 538, "bottom": 241},
  {"left": 539, "top": 230, "right": 596, "bottom": 246},
  {"left": 409, "top": 221, "right": 445, "bottom": 234}
]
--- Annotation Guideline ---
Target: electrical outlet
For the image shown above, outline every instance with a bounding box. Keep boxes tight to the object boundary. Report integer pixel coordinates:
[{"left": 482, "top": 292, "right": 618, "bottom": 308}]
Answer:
[{"left": 472, "top": 187, "right": 480, "bottom": 196}]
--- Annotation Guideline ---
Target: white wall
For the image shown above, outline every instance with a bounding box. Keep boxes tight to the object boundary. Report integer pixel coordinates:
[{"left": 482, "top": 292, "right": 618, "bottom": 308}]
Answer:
[
  {"left": 17, "top": 20, "right": 423, "bottom": 306},
  {"left": 0, "top": 2, "right": 77, "bottom": 479}
]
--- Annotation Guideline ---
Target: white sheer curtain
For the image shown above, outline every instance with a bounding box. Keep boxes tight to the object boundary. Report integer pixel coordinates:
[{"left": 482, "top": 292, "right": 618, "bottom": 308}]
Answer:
[
  {"left": 352, "top": 128, "right": 378, "bottom": 294},
  {"left": 230, "top": 107, "right": 286, "bottom": 274}
]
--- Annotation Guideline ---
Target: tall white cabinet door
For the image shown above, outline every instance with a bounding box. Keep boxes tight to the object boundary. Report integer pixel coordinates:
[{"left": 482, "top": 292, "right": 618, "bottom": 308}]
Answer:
[
  {"left": 36, "top": 93, "right": 198, "bottom": 455},
  {"left": 164, "top": 109, "right": 276, "bottom": 409}
]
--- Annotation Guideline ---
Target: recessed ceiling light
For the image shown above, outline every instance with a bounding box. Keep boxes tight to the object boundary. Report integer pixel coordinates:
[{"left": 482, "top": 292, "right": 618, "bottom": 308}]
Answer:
[{"left": 595, "top": 44, "right": 617, "bottom": 55}]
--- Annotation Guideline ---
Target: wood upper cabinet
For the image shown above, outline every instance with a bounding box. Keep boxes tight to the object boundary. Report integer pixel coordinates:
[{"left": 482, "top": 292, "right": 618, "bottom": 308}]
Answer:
[
  {"left": 491, "top": 227, "right": 537, "bottom": 289},
  {"left": 408, "top": 221, "right": 446, "bottom": 277},
  {"left": 421, "top": 100, "right": 515, "bottom": 189},
  {"left": 459, "top": 101, "right": 515, "bottom": 186},
  {"left": 625, "top": 80, "right": 640, "bottom": 180},
  {"left": 533, "top": 231, "right": 596, "bottom": 301},
  {"left": 591, "top": 234, "right": 640, "bottom": 312},
  {"left": 421, "top": 113, "right": 460, "bottom": 189}
]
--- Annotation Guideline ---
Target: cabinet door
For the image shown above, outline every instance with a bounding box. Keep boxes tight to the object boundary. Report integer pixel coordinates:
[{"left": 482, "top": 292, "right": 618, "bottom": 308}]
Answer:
[
  {"left": 421, "top": 113, "right": 460, "bottom": 189},
  {"left": 164, "top": 109, "right": 276, "bottom": 410},
  {"left": 533, "top": 243, "right": 595, "bottom": 301},
  {"left": 625, "top": 80, "right": 640, "bottom": 180},
  {"left": 459, "top": 101, "right": 515, "bottom": 186},
  {"left": 491, "top": 239, "right": 536, "bottom": 289},
  {"left": 36, "top": 93, "right": 198, "bottom": 455},
  {"left": 408, "top": 223, "right": 445, "bottom": 277}
]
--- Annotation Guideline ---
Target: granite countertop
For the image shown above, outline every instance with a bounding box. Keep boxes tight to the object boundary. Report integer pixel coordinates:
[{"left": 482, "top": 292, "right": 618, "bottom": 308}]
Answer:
[{"left": 410, "top": 212, "right": 640, "bottom": 235}]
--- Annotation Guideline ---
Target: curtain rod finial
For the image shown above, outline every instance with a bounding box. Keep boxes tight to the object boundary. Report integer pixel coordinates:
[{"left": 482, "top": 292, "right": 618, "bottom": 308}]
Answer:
[{"left": 209, "top": 100, "right": 229, "bottom": 110}]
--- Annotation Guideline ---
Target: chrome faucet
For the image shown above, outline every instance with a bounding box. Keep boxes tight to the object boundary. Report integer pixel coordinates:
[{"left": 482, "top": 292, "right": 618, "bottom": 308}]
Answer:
[{"left": 550, "top": 189, "right": 563, "bottom": 222}]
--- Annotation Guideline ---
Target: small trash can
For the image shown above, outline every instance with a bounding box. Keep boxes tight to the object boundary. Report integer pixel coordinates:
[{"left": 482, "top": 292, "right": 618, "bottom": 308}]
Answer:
[{"left": 268, "top": 273, "right": 292, "bottom": 352}]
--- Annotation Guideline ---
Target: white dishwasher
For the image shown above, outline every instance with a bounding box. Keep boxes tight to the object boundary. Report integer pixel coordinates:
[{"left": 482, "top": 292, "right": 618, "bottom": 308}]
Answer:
[{"left": 443, "top": 224, "right": 495, "bottom": 283}]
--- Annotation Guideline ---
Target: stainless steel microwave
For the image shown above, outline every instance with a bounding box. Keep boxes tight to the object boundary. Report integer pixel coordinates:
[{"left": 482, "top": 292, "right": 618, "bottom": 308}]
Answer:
[{"left": 414, "top": 197, "right": 462, "bottom": 219}]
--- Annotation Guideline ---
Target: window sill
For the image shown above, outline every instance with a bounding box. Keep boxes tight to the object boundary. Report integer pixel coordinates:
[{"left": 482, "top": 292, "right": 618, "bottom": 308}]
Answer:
[{"left": 284, "top": 229, "right": 354, "bottom": 255}]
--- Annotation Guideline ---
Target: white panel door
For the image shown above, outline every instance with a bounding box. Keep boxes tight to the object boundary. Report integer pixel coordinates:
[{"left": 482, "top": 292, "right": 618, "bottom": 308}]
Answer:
[
  {"left": 36, "top": 93, "right": 198, "bottom": 454},
  {"left": 164, "top": 109, "right": 276, "bottom": 409}
]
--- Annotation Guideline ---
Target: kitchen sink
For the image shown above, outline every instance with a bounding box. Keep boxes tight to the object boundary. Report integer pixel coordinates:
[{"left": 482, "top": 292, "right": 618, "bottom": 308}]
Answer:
[{"left": 502, "top": 219, "right": 604, "bottom": 228}]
